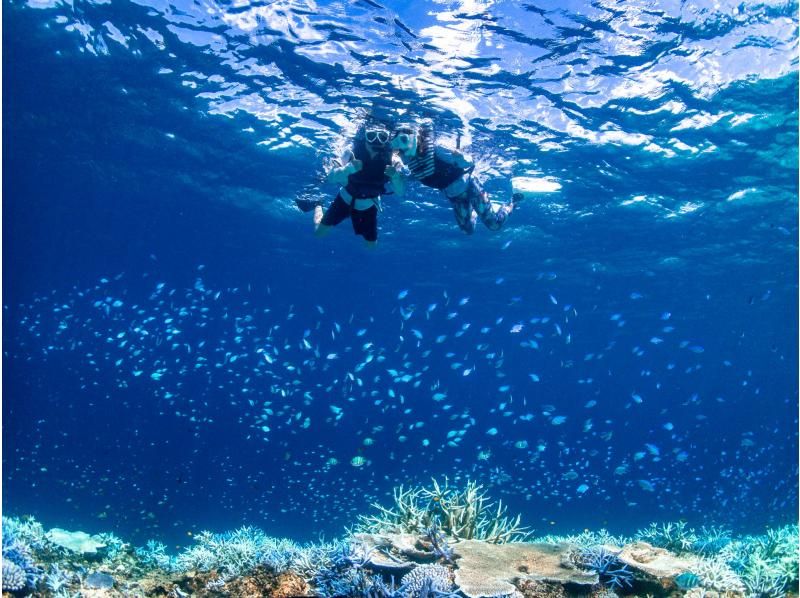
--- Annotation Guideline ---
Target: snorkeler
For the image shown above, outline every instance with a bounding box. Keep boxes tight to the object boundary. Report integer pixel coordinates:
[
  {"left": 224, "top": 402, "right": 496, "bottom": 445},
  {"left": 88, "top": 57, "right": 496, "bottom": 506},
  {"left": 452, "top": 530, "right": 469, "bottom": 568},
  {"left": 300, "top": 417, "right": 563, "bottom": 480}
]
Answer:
[
  {"left": 390, "top": 124, "right": 520, "bottom": 234},
  {"left": 296, "top": 121, "right": 403, "bottom": 247}
]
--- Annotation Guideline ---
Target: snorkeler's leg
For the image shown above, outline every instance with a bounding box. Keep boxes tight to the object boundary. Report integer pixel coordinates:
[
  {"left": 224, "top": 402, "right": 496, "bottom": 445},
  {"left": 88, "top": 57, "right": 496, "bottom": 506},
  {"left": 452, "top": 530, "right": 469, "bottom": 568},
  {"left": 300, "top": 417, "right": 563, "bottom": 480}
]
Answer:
[
  {"left": 315, "top": 194, "right": 350, "bottom": 237},
  {"left": 313, "top": 205, "right": 329, "bottom": 236},
  {"left": 351, "top": 204, "right": 379, "bottom": 248},
  {"left": 470, "top": 179, "right": 512, "bottom": 231},
  {"left": 295, "top": 198, "right": 322, "bottom": 213},
  {"left": 449, "top": 194, "right": 476, "bottom": 235}
]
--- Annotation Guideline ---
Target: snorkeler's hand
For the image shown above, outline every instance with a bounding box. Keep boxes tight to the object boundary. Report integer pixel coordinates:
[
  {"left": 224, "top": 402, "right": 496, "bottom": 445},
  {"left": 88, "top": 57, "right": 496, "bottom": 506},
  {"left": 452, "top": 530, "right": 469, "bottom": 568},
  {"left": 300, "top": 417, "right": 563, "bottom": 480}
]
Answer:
[
  {"left": 328, "top": 159, "right": 363, "bottom": 185},
  {"left": 454, "top": 153, "right": 473, "bottom": 169},
  {"left": 385, "top": 166, "right": 405, "bottom": 196}
]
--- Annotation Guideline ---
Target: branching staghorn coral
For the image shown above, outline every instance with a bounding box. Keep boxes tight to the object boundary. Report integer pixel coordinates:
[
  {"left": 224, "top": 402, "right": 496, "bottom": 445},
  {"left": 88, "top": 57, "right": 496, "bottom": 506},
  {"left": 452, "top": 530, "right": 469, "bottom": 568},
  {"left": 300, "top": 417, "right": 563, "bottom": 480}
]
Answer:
[
  {"left": 423, "top": 522, "right": 455, "bottom": 562},
  {"left": 309, "top": 539, "right": 388, "bottom": 597},
  {"left": 570, "top": 545, "right": 634, "bottom": 590},
  {"left": 750, "top": 525, "right": 799, "bottom": 585},
  {"left": 136, "top": 540, "right": 180, "bottom": 572},
  {"left": 144, "top": 526, "right": 303, "bottom": 579},
  {"left": 290, "top": 539, "right": 350, "bottom": 582},
  {"left": 2, "top": 516, "right": 48, "bottom": 550},
  {"left": 44, "top": 563, "right": 75, "bottom": 593},
  {"left": 635, "top": 521, "right": 698, "bottom": 553},
  {"left": 691, "top": 526, "right": 733, "bottom": 556},
  {"left": 742, "top": 554, "right": 790, "bottom": 597},
  {"left": 2, "top": 518, "right": 43, "bottom": 592},
  {"left": 692, "top": 556, "right": 746, "bottom": 594},
  {"left": 357, "top": 478, "right": 530, "bottom": 543},
  {"left": 562, "top": 529, "right": 630, "bottom": 549}
]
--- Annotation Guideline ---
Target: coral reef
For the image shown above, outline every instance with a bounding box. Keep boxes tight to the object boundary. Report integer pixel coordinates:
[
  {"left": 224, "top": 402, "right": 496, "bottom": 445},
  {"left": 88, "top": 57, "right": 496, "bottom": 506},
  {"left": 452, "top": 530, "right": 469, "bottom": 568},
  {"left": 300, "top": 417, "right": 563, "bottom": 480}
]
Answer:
[
  {"left": 357, "top": 478, "right": 530, "bottom": 543},
  {"left": 2, "top": 559, "right": 28, "bottom": 592},
  {"left": 2, "top": 517, "right": 44, "bottom": 592},
  {"left": 517, "top": 579, "right": 567, "bottom": 598},
  {"left": 45, "top": 528, "right": 107, "bottom": 555},
  {"left": 136, "top": 540, "right": 179, "bottom": 572},
  {"left": 561, "top": 529, "right": 630, "bottom": 550},
  {"left": 570, "top": 546, "right": 633, "bottom": 590},
  {"left": 1, "top": 495, "right": 797, "bottom": 598},
  {"left": 615, "top": 541, "right": 697, "bottom": 583},
  {"left": 172, "top": 526, "right": 301, "bottom": 578},
  {"left": 400, "top": 563, "right": 455, "bottom": 596},
  {"left": 451, "top": 539, "right": 598, "bottom": 597},
  {"left": 635, "top": 521, "right": 698, "bottom": 554},
  {"left": 691, "top": 556, "right": 746, "bottom": 594}
]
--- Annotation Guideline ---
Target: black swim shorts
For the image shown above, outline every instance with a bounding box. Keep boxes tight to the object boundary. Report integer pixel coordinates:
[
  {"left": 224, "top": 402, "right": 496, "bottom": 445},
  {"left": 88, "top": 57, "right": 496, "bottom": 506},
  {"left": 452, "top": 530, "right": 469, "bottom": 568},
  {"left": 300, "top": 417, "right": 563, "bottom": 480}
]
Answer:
[{"left": 321, "top": 194, "right": 378, "bottom": 242}]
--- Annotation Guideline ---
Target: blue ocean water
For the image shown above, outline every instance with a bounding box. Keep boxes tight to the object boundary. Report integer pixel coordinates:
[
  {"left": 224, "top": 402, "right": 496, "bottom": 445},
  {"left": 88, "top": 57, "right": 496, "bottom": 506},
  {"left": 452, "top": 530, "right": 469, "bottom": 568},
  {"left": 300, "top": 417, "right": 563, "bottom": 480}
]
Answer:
[{"left": 3, "top": 0, "right": 797, "bottom": 552}]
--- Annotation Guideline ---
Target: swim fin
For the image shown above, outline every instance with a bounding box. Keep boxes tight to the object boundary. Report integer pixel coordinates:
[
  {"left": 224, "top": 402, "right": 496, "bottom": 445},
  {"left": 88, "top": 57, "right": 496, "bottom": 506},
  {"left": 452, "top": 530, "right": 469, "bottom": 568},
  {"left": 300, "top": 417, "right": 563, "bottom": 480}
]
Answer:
[{"left": 295, "top": 198, "right": 322, "bottom": 213}]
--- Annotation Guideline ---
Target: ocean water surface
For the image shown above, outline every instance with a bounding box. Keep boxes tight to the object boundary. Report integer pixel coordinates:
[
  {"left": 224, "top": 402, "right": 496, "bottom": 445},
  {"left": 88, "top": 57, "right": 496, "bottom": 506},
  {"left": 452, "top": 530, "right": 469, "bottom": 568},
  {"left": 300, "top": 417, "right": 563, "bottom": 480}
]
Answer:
[{"left": 3, "top": 0, "right": 798, "bottom": 554}]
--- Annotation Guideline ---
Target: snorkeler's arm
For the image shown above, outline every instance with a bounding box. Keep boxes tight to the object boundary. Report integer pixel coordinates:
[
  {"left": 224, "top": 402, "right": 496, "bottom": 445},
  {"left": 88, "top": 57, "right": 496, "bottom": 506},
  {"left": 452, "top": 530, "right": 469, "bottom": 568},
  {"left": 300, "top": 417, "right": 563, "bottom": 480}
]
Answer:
[
  {"left": 384, "top": 156, "right": 407, "bottom": 197},
  {"left": 327, "top": 148, "right": 362, "bottom": 185},
  {"left": 436, "top": 147, "right": 473, "bottom": 170}
]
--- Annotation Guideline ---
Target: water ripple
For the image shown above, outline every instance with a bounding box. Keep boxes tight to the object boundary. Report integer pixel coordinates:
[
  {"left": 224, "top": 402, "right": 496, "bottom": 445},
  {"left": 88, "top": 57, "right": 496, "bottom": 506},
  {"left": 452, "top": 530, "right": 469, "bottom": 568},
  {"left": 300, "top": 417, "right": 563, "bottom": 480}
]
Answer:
[{"left": 10, "top": 0, "right": 798, "bottom": 258}]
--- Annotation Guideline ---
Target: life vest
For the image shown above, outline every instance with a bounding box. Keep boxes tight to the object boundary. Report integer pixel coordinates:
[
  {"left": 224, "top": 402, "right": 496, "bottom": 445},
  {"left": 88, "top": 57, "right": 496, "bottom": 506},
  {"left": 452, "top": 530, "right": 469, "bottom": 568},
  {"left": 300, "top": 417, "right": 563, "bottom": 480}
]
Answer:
[
  {"left": 344, "top": 137, "right": 393, "bottom": 199},
  {"left": 405, "top": 128, "right": 466, "bottom": 190}
]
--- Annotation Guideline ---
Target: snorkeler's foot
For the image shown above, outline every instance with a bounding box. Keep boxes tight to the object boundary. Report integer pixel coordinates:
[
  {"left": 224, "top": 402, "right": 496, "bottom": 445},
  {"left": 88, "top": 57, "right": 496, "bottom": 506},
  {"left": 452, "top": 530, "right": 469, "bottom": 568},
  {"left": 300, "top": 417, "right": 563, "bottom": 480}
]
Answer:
[
  {"left": 295, "top": 198, "right": 322, "bottom": 213},
  {"left": 313, "top": 205, "right": 325, "bottom": 228}
]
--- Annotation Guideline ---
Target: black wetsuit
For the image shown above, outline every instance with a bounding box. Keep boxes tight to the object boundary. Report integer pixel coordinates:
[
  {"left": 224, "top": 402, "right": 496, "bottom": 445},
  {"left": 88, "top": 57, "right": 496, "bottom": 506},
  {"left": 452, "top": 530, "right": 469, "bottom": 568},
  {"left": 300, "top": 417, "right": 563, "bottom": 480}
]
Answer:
[{"left": 322, "top": 136, "right": 393, "bottom": 242}]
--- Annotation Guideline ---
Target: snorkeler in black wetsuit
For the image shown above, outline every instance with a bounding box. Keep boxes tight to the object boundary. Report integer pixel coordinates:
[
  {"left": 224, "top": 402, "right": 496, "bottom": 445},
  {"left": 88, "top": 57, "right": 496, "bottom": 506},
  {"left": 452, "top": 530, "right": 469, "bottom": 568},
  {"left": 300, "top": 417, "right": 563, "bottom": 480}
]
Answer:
[
  {"left": 390, "top": 125, "right": 518, "bottom": 235},
  {"left": 296, "top": 122, "right": 402, "bottom": 247}
]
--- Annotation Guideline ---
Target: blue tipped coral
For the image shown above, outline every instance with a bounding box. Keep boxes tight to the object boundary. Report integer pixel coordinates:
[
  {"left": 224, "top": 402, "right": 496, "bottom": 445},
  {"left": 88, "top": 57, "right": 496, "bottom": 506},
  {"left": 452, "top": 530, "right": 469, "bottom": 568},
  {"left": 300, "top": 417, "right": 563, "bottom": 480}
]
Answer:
[
  {"left": 2, "top": 560, "right": 28, "bottom": 592},
  {"left": 635, "top": 520, "right": 697, "bottom": 553},
  {"left": 357, "top": 478, "right": 530, "bottom": 543},
  {"left": 135, "top": 540, "right": 179, "bottom": 572},
  {"left": 2, "top": 517, "right": 44, "bottom": 592},
  {"left": 1, "top": 512, "right": 796, "bottom": 597},
  {"left": 43, "top": 563, "right": 74, "bottom": 593},
  {"left": 169, "top": 526, "right": 302, "bottom": 578},
  {"left": 571, "top": 545, "right": 634, "bottom": 590},
  {"left": 724, "top": 524, "right": 799, "bottom": 596}
]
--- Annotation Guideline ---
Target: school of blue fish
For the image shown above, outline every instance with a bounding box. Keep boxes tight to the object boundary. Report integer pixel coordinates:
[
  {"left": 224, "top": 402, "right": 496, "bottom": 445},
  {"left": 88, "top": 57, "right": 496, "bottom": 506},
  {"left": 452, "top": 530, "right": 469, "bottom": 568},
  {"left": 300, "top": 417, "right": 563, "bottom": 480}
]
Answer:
[{"left": 6, "top": 264, "right": 792, "bottom": 541}]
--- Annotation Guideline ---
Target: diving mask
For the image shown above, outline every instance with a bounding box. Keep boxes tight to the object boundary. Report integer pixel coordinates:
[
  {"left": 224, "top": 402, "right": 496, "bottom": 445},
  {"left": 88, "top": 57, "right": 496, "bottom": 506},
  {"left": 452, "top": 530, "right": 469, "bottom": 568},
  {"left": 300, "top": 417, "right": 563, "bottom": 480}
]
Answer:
[
  {"left": 391, "top": 127, "right": 418, "bottom": 157},
  {"left": 365, "top": 128, "right": 390, "bottom": 145}
]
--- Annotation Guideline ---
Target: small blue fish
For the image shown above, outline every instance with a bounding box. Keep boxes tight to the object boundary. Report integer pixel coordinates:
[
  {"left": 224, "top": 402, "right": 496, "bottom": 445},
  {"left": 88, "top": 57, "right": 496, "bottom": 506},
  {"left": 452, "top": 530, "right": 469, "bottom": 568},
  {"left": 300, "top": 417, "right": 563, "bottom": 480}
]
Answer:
[
  {"left": 397, "top": 289, "right": 409, "bottom": 300},
  {"left": 674, "top": 572, "right": 701, "bottom": 590}
]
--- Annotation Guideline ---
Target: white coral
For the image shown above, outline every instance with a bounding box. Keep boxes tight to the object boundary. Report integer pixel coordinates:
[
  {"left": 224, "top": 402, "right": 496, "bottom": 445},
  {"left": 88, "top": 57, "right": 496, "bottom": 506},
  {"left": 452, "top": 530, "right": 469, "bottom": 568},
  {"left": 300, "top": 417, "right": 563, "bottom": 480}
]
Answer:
[
  {"left": 401, "top": 564, "right": 454, "bottom": 596},
  {"left": 694, "top": 556, "right": 746, "bottom": 593}
]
